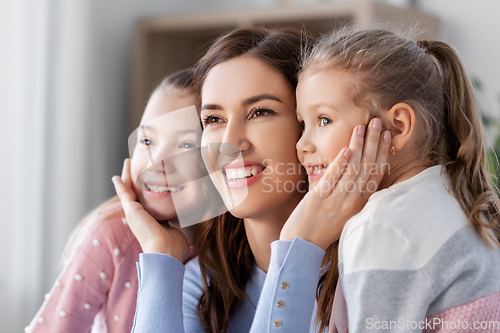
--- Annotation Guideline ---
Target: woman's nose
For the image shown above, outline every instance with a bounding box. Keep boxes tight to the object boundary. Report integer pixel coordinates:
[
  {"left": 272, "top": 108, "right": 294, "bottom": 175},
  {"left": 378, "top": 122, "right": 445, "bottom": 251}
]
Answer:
[{"left": 220, "top": 120, "right": 250, "bottom": 158}]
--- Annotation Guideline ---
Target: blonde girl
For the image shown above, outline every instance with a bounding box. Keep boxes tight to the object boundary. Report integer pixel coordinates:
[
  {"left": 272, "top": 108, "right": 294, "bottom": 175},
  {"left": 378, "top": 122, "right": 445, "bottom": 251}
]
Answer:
[
  {"left": 27, "top": 69, "right": 201, "bottom": 333},
  {"left": 252, "top": 28, "right": 500, "bottom": 333}
]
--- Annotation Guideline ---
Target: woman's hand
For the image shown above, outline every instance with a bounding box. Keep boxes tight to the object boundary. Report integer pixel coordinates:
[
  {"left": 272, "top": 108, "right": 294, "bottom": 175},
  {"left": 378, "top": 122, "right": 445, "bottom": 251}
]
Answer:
[
  {"left": 280, "top": 118, "right": 391, "bottom": 250},
  {"left": 112, "top": 159, "right": 189, "bottom": 262}
]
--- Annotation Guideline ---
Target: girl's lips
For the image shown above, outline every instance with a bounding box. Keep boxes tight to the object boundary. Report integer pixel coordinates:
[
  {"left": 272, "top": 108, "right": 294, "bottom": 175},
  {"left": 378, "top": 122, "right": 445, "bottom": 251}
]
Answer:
[
  {"left": 144, "top": 189, "right": 173, "bottom": 198},
  {"left": 142, "top": 183, "right": 184, "bottom": 198},
  {"left": 304, "top": 164, "right": 328, "bottom": 180}
]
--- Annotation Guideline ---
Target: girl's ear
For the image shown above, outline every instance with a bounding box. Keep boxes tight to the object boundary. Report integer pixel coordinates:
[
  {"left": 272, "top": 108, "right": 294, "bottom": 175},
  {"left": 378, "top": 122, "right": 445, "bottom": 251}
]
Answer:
[{"left": 386, "top": 103, "right": 416, "bottom": 152}]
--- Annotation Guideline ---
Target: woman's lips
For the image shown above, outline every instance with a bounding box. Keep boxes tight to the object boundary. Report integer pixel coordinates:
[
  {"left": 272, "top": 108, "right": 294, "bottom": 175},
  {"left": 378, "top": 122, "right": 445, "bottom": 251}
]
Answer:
[{"left": 220, "top": 161, "right": 267, "bottom": 189}]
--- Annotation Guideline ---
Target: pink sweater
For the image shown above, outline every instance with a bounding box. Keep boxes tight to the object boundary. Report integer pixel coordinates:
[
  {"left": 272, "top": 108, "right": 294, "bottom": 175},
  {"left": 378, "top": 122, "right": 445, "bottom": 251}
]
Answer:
[{"left": 27, "top": 202, "right": 142, "bottom": 333}]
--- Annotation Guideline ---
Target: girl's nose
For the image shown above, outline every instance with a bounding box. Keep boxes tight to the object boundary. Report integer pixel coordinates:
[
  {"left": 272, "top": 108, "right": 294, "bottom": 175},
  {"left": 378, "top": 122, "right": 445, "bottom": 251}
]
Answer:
[
  {"left": 148, "top": 158, "right": 175, "bottom": 175},
  {"left": 296, "top": 129, "right": 316, "bottom": 154}
]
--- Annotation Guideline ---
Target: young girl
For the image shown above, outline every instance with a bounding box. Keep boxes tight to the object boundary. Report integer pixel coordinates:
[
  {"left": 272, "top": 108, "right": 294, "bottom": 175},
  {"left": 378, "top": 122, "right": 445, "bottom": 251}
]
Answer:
[
  {"left": 27, "top": 69, "right": 202, "bottom": 333},
  {"left": 253, "top": 28, "right": 500, "bottom": 333},
  {"left": 112, "top": 27, "right": 389, "bottom": 333}
]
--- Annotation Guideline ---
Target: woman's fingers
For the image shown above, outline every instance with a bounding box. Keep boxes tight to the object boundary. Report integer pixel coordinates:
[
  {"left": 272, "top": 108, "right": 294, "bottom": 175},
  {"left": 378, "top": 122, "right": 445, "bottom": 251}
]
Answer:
[
  {"left": 333, "top": 125, "right": 365, "bottom": 194},
  {"left": 362, "top": 130, "right": 391, "bottom": 197},
  {"left": 355, "top": 118, "right": 383, "bottom": 189},
  {"left": 313, "top": 147, "right": 352, "bottom": 197}
]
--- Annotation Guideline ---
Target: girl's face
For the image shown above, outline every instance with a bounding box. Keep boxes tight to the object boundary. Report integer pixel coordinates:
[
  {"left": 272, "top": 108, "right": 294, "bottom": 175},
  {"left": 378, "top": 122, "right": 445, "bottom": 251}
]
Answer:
[
  {"left": 130, "top": 90, "right": 203, "bottom": 222},
  {"left": 200, "top": 56, "right": 307, "bottom": 219},
  {"left": 296, "top": 69, "right": 368, "bottom": 187}
]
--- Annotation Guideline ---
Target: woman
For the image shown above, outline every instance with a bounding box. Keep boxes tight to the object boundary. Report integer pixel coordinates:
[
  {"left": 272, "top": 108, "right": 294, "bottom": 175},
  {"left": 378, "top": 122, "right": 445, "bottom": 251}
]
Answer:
[{"left": 112, "top": 27, "right": 388, "bottom": 333}]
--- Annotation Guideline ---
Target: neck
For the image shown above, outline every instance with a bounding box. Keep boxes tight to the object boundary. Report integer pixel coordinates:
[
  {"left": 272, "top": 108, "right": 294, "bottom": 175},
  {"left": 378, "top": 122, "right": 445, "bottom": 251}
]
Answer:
[
  {"left": 244, "top": 191, "right": 304, "bottom": 273},
  {"left": 379, "top": 157, "right": 431, "bottom": 190}
]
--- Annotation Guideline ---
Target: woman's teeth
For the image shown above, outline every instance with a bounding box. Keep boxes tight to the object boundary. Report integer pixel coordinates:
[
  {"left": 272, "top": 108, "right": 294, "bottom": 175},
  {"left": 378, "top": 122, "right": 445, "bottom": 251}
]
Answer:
[
  {"left": 226, "top": 166, "right": 262, "bottom": 181},
  {"left": 145, "top": 184, "right": 183, "bottom": 193}
]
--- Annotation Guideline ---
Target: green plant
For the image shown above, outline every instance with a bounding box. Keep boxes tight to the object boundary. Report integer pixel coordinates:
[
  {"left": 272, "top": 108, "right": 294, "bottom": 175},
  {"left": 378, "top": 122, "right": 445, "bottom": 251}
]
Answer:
[{"left": 472, "top": 76, "right": 500, "bottom": 189}]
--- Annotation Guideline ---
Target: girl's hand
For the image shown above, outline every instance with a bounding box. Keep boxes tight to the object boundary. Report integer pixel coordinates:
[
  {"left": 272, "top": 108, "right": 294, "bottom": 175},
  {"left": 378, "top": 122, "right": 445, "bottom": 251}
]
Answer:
[
  {"left": 280, "top": 118, "right": 391, "bottom": 250},
  {"left": 112, "top": 159, "right": 189, "bottom": 262}
]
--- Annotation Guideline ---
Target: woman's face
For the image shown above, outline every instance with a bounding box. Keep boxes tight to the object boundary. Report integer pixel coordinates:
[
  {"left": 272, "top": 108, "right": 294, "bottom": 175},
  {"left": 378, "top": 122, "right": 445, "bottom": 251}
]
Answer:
[{"left": 200, "top": 56, "right": 307, "bottom": 219}]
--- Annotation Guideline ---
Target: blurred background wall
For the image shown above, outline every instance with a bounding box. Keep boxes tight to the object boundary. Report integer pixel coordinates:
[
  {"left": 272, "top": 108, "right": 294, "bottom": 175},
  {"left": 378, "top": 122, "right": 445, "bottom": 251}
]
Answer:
[{"left": 1, "top": 0, "right": 499, "bottom": 331}]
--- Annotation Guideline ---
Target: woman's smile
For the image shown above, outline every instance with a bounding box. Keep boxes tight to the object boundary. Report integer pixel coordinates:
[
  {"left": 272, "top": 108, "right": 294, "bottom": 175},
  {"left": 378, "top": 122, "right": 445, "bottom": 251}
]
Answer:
[
  {"left": 200, "top": 55, "right": 307, "bottom": 218},
  {"left": 221, "top": 160, "right": 267, "bottom": 188}
]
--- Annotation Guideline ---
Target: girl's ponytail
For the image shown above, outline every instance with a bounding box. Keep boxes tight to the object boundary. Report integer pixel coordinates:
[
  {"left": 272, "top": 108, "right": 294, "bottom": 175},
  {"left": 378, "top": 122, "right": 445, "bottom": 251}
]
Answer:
[{"left": 425, "top": 41, "right": 500, "bottom": 247}]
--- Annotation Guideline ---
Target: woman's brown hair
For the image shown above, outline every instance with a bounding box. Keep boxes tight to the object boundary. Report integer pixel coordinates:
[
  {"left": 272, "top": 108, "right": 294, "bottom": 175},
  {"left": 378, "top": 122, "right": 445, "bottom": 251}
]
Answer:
[
  {"left": 193, "top": 27, "right": 313, "bottom": 333},
  {"left": 302, "top": 27, "right": 500, "bottom": 331}
]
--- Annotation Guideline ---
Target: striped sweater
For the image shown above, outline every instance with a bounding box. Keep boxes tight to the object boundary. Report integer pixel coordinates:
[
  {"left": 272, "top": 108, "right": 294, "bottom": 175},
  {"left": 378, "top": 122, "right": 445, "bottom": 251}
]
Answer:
[{"left": 335, "top": 165, "right": 500, "bottom": 332}]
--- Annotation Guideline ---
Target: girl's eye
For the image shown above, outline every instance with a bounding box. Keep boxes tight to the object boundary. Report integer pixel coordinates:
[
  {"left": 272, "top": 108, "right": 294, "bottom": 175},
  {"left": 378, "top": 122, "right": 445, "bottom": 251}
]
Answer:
[
  {"left": 202, "top": 115, "right": 224, "bottom": 127},
  {"left": 140, "top": 138, "right": 153, "bottom": 146},
  {"left": 319, "top": 117, "right": 332, "bottom": 127},
  {"left": 179, "top": 141, "right": 196, "bottom": 149},
  {"left": 248, "top": 107, "right": 275, "bottom": 119}
]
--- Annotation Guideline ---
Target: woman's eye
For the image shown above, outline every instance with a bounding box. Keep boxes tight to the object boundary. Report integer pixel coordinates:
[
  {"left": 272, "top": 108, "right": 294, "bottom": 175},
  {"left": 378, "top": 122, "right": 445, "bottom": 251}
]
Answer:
[
  {"left": 319, "top": 117, "right": 332, "bottom": 127},
  {"left": 249, "top": 107, "right": 275, "bottom": 119},
  {"left": 179, "top": 141, "right": 196, "bottom": 149},
  {"left": 202, "top": 115, "right": 224, "bottom": 127},
  {"left": 140, "top": 138, "right": 153, "bottom": 146}
]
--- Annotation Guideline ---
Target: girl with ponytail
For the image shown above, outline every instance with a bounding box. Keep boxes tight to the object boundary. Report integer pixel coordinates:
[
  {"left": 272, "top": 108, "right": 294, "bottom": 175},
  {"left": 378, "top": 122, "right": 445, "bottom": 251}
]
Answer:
[{"left": 252, "top": 28, "right": 500, "bottom": 333}]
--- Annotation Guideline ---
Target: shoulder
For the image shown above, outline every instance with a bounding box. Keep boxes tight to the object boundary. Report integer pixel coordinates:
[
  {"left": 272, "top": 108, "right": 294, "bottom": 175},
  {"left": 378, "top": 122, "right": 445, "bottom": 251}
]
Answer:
[
  {"left": 345, "top": 166, "right": 468, "bottom": 238},
  {"left": 85, "top": 202, "right": 136, "bottom": 247},
  {"left": 339, "top": 166, "right": 475, "bottom": 275},
  {"left": 67, "top": 201, "right": 139, "bottom": 266}
]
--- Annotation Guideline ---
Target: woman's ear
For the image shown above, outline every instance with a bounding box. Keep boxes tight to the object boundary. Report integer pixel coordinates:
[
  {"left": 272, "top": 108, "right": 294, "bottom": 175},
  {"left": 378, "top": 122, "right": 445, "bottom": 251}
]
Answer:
[{"left": 386, "top": 103, "right": 416, "bottom": 152}]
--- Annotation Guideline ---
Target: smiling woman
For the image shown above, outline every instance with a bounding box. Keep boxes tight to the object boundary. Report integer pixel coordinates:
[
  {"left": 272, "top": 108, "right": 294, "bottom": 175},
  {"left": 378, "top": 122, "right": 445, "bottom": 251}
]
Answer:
[
  {"left": 111, "top": 27, "right": 315, "bottom": 333},
  {"left": 112, "top": 26, "right": 390, "bottom": 333},
  {"left": 193, "top": 28, "right": 310, "bottom": 332},
  {"left": 199, "top": 55, "right": 306, "bottom": 219}
]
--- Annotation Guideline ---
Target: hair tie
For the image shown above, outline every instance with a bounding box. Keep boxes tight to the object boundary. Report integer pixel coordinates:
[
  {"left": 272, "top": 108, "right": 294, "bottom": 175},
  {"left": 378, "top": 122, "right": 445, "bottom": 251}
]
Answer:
[{"left": 416, "top": 39, "right": 430, "bottom": 53}]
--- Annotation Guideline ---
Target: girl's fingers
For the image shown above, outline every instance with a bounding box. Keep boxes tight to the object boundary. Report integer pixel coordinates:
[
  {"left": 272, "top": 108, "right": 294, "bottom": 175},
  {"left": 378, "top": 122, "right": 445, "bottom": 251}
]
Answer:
[
  {"left": 313, "top": 147, "right": 352, "bottom": 198},
  {"left": 112, "top": 175, "right": 135, "bottom": 206},
  {"left": 121, "top": 159, "right": 132, "bottom": 188},
  {"left": 355, "top": 118, "right": 383, "bottom": 188},
  {"left": 363, "top": 130, "right": 391, "bottom": 197},
  {"left": 112, "top": 175, "right": 162, "bottom": 243},
  {"left": 120, "top": 158, "right": 136, "bottom": 201}
]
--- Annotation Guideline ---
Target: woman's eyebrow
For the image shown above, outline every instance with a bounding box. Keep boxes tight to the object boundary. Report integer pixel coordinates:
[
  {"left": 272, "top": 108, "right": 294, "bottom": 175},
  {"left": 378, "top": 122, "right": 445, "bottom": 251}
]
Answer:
[
  {"left": 200, "top": 94, "right": 283, "bottom": 112},
  {"left": 200, "top": 104, "right": 223, "bottom": 111},
  {"left": 243, "top": 94, "right": 283, "bottom": 106}
]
